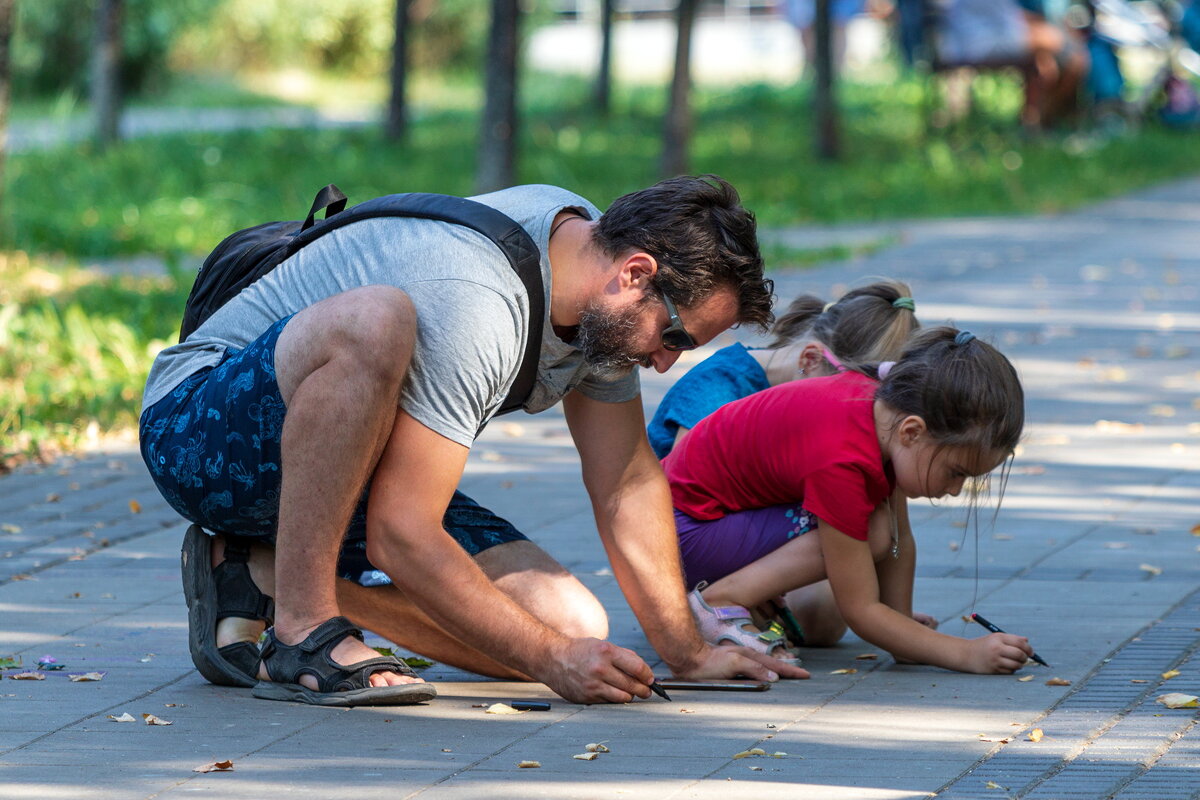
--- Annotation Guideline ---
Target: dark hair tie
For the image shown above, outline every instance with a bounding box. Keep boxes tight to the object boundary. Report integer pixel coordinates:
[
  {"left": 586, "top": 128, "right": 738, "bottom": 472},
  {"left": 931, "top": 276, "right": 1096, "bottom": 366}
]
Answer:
[{"left": 954, "top": 330, "right": 976, "bottom": 346}]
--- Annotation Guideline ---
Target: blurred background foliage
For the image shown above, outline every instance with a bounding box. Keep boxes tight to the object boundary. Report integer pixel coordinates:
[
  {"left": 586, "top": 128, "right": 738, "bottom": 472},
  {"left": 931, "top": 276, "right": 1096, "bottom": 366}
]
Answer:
[{"left": 3, "top": 0, "right": 1200, "bottom": 465}]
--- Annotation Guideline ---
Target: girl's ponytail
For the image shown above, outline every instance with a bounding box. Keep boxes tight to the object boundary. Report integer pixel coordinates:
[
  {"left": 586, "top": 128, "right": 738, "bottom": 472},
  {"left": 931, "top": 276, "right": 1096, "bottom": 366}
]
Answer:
[{"left": 877, "top": 327, "right": 1024, "bottom": 455}]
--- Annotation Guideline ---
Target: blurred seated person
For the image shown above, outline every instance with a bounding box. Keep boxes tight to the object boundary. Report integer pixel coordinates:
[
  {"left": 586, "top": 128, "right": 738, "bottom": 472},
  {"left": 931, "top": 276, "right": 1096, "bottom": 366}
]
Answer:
[{"left": 935, "top": 0, "right": 1089, "bottom": 129}]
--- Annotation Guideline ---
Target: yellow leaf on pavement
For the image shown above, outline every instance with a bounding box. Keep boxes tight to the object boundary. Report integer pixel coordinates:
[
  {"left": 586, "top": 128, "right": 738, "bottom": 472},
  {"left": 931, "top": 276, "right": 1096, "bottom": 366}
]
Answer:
[
  {"left": 1162, "top": 669, "right": 1181, "bottom": 680},
  {"left": 1046, "top": 678, "right": 1072, "bottom": 686},
  {"left": 193, "top": 760, "right": 234, "bottom": 773},
  {"left": 1156, "top": 693, "right": 1199, "bottom": 709},
  {"left": 1028, "top": 729, "right": 1044, "bottom": 742},
  {"left": 142, "top": 713, "right": 172, "bottom": 726}
]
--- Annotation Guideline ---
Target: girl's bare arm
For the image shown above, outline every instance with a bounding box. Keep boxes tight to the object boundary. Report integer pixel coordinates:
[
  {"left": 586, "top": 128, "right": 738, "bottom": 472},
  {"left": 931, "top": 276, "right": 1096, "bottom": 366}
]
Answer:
[
  {"left": 874, "top": 492, "right": 916, "bottom": 618},
  {"left": 817, "top": 515, "right": 1030, "bottom": 674}
]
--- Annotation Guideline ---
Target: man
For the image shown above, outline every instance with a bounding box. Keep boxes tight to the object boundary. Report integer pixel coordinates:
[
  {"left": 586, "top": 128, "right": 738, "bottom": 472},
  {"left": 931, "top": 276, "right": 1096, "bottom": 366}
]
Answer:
[{"left": 140, "top": 175, "right": 808, "bottom": 706}]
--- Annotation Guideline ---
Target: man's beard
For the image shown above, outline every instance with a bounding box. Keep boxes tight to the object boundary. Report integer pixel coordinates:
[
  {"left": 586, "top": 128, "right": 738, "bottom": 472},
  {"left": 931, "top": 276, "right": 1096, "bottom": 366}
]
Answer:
[{"left": 575, "top": 296, "right": 651, "bottom": 379}]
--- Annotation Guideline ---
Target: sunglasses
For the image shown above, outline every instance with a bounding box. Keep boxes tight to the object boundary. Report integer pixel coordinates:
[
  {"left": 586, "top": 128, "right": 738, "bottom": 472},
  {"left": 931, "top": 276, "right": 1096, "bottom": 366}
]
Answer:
[{"left": 657, "top": 287, "right": 699, "bottom": 352}]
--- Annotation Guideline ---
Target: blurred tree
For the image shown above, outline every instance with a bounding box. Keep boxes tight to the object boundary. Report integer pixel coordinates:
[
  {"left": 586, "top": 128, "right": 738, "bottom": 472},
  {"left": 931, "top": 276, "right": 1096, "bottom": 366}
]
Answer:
[
  {"left": 385, "top": 0, "right": 411, "bottom": 141},
  {"left": 813, "top": 0, "right": 839, "bottom": 160},
  {"left": 12, "top": 1, "right": 212, "bottom": 100},
  {"left": 661, "top": 0, "right": 697, "bottom": 177},
  {"left": 476, "top": 0, "right": 519, "bottom": 193},
  {"left": 0, "top": 0, "right": 11, "bottom": 216},
  {"left": 92, "top": 0, "right": 122, "bottom": 147},
  {"left": 593, "top": 0, "right": 614, "bottom": 115}
]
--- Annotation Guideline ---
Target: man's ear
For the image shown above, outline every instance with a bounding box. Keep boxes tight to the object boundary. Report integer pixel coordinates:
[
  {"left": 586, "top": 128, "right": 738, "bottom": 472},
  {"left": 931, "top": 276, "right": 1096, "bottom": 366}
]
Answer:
[
  {"left": 618, "top": 252, "right": 658, "bottom": 293},
  {"left": 897, "top": 415, "right": 928, "bottom": 446},
  {"left": 798, "top": 342, "right": 825, "bottom": 375}
]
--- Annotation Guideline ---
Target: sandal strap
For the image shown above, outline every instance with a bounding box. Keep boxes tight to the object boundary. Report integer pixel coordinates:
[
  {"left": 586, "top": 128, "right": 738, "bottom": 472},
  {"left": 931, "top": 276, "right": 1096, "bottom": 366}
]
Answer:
[
  {"left": 319, "top": 656, "right": 416, "bottom": 693},
  {"left": 259, "top": 617, "right": 418, "bottom": 692},
  {"left": 710, "top": 605, "right": 753, "bottom": 622},
  {"left": 213, "top": 555, "right": 274, "bottom": 622},
  {"left": 300, "top": 616, "right": 364, "bottom": 654}
]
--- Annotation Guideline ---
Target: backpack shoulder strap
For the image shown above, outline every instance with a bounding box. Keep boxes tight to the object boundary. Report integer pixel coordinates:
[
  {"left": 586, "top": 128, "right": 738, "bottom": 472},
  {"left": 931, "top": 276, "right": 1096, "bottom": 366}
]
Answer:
[{"left": 291, "top": 189, "right": 544, "bottom": 418}]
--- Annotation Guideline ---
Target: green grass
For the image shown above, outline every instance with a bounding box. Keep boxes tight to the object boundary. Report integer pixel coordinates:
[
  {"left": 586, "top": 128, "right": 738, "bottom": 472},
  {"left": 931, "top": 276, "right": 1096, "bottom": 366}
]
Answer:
[
  {"left": 8, "top": 73, "right": 1200, "bottom": 263},
  {"left": 0, "top": 254, "right": 188, "bottom": 468}
]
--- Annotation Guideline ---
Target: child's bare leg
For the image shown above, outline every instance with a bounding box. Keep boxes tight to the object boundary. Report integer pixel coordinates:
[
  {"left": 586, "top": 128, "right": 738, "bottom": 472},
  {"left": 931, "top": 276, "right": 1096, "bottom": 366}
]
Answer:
[
  {"left": 783, "top": 581, "right": 847, "bottom": 647},
  {"left": 700, "top": 532, "right": 826, "bottom": 610}
]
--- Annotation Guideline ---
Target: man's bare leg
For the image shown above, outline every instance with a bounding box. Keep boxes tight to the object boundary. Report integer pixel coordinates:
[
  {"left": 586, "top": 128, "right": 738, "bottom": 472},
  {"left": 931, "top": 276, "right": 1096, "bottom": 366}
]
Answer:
[
  {"left": 338, "top": 540, "right": 608, "bottom": 678},
  {"left": 265, "top": 286, "right": 421, "bottom": 689},
  {"left": 218, "top": 539, "right": 609, "bottom": 681}
]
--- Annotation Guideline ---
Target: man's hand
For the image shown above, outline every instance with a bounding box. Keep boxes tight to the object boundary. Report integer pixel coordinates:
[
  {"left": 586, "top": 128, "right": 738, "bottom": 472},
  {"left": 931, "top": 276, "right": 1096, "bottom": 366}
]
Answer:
[
  {"left": 673, "top": 643, "right": 810, "bottom": 682},
  {"left": 540, "top": 638, "right": 657, "bottom": 704}
]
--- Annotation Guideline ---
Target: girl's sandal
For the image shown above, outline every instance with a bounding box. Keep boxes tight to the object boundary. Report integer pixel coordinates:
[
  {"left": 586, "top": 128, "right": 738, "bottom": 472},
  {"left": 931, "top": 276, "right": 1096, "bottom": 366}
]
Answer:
[
  {"left": 251, "top": 616, "right": 438, "bottom": 707},
  {"left": 688, "top": 584, "right": 803, "bottom": 667}
]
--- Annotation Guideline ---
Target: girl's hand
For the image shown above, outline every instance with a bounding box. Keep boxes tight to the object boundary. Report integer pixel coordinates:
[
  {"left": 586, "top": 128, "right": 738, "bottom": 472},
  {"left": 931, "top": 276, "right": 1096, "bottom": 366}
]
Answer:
[
  {"left": 964, "top": 633, "right": 1033, "bottom": 674},
  {"left": 912, "top": 612, "right": 939, "bottom": 630}
]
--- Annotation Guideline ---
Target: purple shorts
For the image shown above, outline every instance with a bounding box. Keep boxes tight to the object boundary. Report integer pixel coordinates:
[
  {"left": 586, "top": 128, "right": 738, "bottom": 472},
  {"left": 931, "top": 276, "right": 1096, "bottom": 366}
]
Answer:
[{"left": 675, "top": 503, "right": 817, "bottom": 590}]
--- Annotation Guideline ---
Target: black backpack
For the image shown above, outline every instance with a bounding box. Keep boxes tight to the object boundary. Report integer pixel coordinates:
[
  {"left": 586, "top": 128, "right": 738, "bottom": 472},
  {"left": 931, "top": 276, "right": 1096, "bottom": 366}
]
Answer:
[{"left": 180, "top": 184, "right": 544, "bottom": 417}]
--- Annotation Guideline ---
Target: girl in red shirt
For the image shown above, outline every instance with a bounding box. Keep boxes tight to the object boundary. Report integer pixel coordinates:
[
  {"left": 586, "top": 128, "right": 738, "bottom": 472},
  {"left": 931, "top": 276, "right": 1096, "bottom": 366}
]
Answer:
[{"left": 662, "top": 327, "right": 1036, "bottom": 674}]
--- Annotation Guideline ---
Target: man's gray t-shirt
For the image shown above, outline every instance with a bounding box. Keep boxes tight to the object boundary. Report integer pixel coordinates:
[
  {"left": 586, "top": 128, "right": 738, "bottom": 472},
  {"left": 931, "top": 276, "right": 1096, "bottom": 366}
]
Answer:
[{"left": 142, "top": 185, "right": 640, "bottom": 447}]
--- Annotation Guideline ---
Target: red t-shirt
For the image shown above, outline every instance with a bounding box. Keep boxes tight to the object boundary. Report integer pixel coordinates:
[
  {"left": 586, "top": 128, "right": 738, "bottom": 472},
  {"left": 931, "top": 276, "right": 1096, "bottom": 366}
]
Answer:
[{"left": 662, "top": 371, "right": 894, "bottom": 541}]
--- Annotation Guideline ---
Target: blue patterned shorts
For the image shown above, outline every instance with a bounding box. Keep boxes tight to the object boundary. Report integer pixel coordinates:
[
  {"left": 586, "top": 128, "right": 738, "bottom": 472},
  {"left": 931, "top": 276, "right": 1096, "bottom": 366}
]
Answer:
[{"left": 139, "top": 316, "right": 528, "bottom": 584}]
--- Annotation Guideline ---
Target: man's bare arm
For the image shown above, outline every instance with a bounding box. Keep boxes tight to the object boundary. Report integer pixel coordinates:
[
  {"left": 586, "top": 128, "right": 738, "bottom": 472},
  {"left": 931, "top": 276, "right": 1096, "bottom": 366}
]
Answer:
[
  {"left": 563, "top": 391, "right": 808, "bottom": 681},
  {"left": 365, "top": 409, "right": 655, "bottom": 703}
]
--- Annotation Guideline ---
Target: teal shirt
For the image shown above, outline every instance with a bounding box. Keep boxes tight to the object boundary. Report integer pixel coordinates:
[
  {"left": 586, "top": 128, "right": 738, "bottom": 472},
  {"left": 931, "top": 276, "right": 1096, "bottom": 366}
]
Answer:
[{"left": 647, "top": 343, "right": 770, "bottom": 459}]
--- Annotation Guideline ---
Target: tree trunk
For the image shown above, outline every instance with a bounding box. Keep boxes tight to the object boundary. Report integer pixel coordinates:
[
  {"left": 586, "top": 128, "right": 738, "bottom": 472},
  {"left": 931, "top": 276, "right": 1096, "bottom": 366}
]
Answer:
[
  {"left": 92, "top": 0, "right": 123, "bottom": 148},
  {"left": 0, "top": 0, "right": 13, "bottom": 216},
  {"left": 593, "top": 0, "right": 615, "bottom": 115},
  {"left": 385, "top": 0, "right": 411, "bottom": 141},
  {"left": 476, "top": 0, "right": 520, "bottom": 194},
  {"left": 661, "top": 0, "right": 697, "bottom": 177},
  {"left": 813, "top": 0, "right": 839, "bottom": 160}
]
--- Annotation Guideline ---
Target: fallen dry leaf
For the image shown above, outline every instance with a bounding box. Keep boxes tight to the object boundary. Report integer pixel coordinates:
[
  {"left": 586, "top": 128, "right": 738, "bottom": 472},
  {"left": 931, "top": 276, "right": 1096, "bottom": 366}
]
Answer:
[
  {"left": 985, "top": 781, "right": 1009, "bottom": 790},
  {"left": 9, "top": 671, "right": 44, "bottom": 680},
  {"left": 1018, "top": 675, "right": 1034, "bottom": 682},
  {"left": 978, "top": 735, "right": 1013, "bottom": 744},
  {"left": 0, "top": 524, "right": 21, "bottom": 534},
  {"left": 855, "top": 653, "right": 879, "bottom": 660},
  {"left": 108, "top": 713, "right": 136, "bottom": 723},
  {"left": 748, "top": 765, "right": 763, "bottom": 771},
  {"left": 1161, "top": 670, "right": 1181, "bottom": 680},
  {"left": 679, "top": 708, "right": 695, "bottom": 714},
  {"left": 517, "top": 760, "right": 541, "bottom": 768},
  {"left": 584, "top": 743, "right": 610, "bottom": 753},
  {"left": 68, "top": 672, "right": 105, "bottom": 682},
  {"left": 128, "top": 500, "right": 142, "bottom": 514},
  {"left": 1046, "top": 678, "right": 1072, "bottom": 686},
  {"left": 573, "top": 752, "right": 598, "bottom": 761},
  {"left": 1156, "top": 693, "right": 1199, "bottom": 709},
  {"left": 830, "top": 668, "right": 857, "bottom": 675},
  {"left": 772, "top": 752, "right": 787, "bottom": 758},
  {"left": 193, "top": 760, "right": 234, "bottom": 773},
  {"left": 142, "top": 713, "right": 173, "bottom": 726},
  {"left": 1131, "top": 679, "right": 1149, "bottom": 684},
  {"left": 1189, "top": 524, "right": 1200, "bottom": 537},
  {"left": 732, "top": 748, "right": 767, "bottom": 759},
  {"left": 1140, "top": 564, "right": 1164, "bottom": 576},
  {"left": 1028, "top": 729, "right": 1044, "bottom": 742},
  {"left": 948, "top": 541, "right": 960, "bottom": 552},
  {"left": 484, "top": 703, "right": 524, "bottom": 715},
  {"left": 45, "top": 493, "right": 61, "bottom": 503}
]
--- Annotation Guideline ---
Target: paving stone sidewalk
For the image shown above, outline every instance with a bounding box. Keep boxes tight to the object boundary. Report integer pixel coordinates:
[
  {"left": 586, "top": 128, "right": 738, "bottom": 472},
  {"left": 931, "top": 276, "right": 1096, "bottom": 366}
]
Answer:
[{"left": 2, "top": 179, "right": 1199, "bottom": 799}]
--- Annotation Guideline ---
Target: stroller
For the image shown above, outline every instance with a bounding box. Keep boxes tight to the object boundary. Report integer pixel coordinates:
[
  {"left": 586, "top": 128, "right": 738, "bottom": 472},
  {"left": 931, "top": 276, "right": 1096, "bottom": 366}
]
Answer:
[{"left": 1084, "top": 0, "right": 1200, "bottom": 127}]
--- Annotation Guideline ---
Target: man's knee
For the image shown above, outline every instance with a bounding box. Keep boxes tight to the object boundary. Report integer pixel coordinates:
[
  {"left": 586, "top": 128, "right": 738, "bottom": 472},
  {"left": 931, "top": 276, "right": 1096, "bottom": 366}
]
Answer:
[
  {"left": 329, "top": 287, "right": 417, "bottom": 378},
  {"left": 479, "top": 541, "right": 610, "bottom": 640}
]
